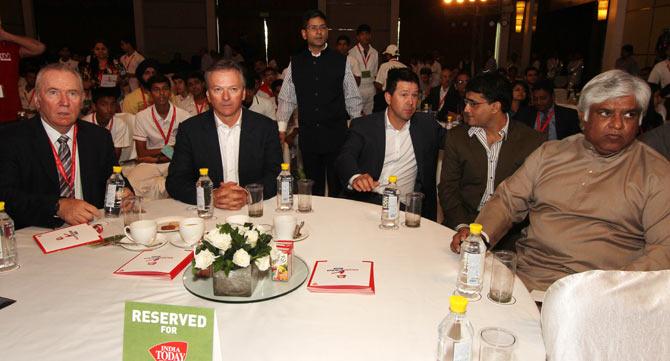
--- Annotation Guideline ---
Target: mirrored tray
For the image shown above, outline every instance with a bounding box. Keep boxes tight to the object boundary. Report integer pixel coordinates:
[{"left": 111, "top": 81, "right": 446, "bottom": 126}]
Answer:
[{"left": 182, "top": 256, "right": 309, "bottom": 303}]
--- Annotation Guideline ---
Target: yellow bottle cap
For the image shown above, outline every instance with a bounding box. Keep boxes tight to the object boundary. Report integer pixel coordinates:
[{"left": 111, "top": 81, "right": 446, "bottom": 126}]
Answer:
[
  {"left": 0, "top": 201, "right": 4, "bottom": 211},
  {"left": 281, "top": 163, "right": 289, "bottom": 171},
  {"left": 388, "top": 175, "right": 397, "bottom": 183},
  {"left": 112, "top": 166, "right": 122, "bottom": 174},
  {"left": 469, "top": 223, "right": 483, "bottom": 235},
  {"left": 450, "top": 295, "right": 468, "bottom": 314},
  {"left": 199, "top": 168, "right": 209, "bottom": 176}
]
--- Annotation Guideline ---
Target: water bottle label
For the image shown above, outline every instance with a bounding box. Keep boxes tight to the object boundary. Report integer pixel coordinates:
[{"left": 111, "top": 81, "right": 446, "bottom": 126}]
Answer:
[
  {"left": 453, "top": 341, "right": 472, "bottom": 361},
  {"left": 465, "top": 252, "right": 482, "bottom": 285},
  {"left": 196, "top": 187, "right": 205, "bottom": 211},
  {"left": 105, "top": 184, "right": 117, "bottom": 208},
  {"left": 281, "top": 180, "right": 290, "bottom": 203},
  {"left": 388, "top": 195, "right": 398, "bottom": 219}
]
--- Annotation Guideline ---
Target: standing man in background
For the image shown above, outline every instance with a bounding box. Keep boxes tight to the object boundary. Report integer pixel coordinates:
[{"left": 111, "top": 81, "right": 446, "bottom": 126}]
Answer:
[
  {"left": 120, "top": 38, "right": 145, "bottom": 91},
  {"left": 277, "top": 9, "right": 362, "bottom": 197},
  {"left": 348, "top": 24, "right": 378, "bottom": 115}
]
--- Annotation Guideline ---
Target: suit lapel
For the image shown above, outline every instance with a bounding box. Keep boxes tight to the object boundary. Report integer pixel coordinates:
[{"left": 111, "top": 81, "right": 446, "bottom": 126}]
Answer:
[
  {"left": 372, "top": 112, "right": 386, "bottom": 179},
  {"left": 409, "top": 115, "right": 424, "bottom": 188},
  {"left": 76, "top": 121, "right": 95, "bottom": 199},
  {"left": 203, "top": 110, "right": 224, "bottom": 183},
  {"left": 238, "top": 109, "right": 254, "bottom": 184},
  {"left": 30, "top": 117, "right": 60, "bottom": 191},
  {"left": 497, "top": 120, "right": 519, "bottom": 181}
]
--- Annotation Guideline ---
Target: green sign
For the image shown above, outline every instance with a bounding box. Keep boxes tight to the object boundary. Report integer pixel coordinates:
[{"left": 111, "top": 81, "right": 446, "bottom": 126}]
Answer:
[{"left": 123, "top": 301, "right": 221, "bottom": 361}]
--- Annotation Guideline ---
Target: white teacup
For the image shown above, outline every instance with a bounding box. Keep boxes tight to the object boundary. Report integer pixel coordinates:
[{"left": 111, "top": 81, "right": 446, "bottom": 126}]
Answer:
[
  {"left": 179, "top": 217, "right": 205, "bottom": 246},
  {"left": 273, "top": 215, "right": 297, "bottom": 240},
  {"left": 124, "top": 220, "right": 158, "bottom": 246},
  {"left": 226, "top": 214, "right": 250, "bottom": 226}
]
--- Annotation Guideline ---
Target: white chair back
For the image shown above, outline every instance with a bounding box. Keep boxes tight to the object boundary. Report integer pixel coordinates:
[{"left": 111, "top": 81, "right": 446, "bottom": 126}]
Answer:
[{"left": 541, "top": 270, "right": 670, "bottom": 361}]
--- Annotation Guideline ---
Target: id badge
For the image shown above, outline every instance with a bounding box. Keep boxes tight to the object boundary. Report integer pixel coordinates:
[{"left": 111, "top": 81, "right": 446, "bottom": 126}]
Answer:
[
  {"left": 361, "top": 70, "right": 371, "bottom": 78},
  {"left": 161, "top": 145, "right": 174, "bottom": 159},
  {"left": 100, "top": 74, "right": 118, "bottom": 87}
]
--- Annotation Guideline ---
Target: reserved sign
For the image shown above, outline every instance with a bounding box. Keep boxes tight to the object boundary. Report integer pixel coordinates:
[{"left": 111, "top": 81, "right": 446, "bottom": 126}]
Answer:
[{"left": 123, "top": 301, "right": 221, "bottom": 361}]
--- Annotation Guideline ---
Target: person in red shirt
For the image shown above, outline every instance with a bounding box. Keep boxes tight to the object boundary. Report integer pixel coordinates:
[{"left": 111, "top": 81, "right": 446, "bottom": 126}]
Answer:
[{"left": 0, "top": 25, "right": 45, "bottom": 123}]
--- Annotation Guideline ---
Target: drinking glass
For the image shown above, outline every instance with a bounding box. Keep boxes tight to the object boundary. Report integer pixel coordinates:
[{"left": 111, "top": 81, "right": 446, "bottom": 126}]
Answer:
[
  {"left": 479, "top": 327, "right": 516, "bottom": 361},
  {"left": 488, "top": 251, "right": 517, "bottom": 304},
  {"left": 245, "top": 183, "right": 264, "bottom": 218},
  {"left": 121, "top": 196, "right": 143, "bottom": 226},
  {"left": 404, "top": 192, "right": 424, "bottom": 227},
  {"left": 297, "top": 179, "right": 314, "bottom": 212}
]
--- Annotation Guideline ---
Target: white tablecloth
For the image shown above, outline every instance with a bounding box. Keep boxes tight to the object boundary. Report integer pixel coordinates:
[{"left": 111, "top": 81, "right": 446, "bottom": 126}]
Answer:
[{"left": 0, "top": 197, "right": 545, "bottom": 360}]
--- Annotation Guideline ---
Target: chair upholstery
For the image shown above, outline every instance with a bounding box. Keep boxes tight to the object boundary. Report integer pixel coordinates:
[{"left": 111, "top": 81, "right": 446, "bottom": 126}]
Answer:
[{"left": 541, "top": 270, "right": 670, "bottom": 361}]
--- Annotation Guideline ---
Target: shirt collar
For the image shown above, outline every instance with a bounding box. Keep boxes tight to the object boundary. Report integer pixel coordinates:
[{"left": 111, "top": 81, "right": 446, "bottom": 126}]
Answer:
[
  {"left": 384, "top": 109, "right": 410, "bottom": 131},
  {"left": 151, "top": 103, "right": 174, "bottom": 122},
  {"left": 468, "top": 114, "right": 510, "bottom": 140},
  {"left": 310, "top": 43, "right": 328, "bottom": 57},
  {"left": 41, "top": 117, "right": 75, "bottom": 144},
  {"left": 215, "top": 109, "right": 243, "bottom": 130}
]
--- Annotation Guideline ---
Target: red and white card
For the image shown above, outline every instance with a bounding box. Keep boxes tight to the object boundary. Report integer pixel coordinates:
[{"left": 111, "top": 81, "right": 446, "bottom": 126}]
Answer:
[
  {"left": 114, "top": 247, "right": 194, "bottom": 280},
  {"left": 307, "top": 260, "right": 375, "bottom": 294},
  {"left": 33, "top": 223, "right": 103, "bottom": 254}
]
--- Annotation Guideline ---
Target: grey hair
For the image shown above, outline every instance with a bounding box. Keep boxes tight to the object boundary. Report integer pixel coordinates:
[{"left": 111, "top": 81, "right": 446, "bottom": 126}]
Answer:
[
  {"left": 204, "top": 59, "right": 246, "bottom": 89},
  {"left": 577, "top": 69, "right": 650, "bottom": 124},
  {"left": 35, "top": 63, "right": 84, "bottom": 93}
]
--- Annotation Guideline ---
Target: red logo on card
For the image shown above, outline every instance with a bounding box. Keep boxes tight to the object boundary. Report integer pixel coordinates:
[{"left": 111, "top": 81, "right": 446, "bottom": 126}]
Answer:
[{"left": 148, "top": 341, "right": 188, "bottom": 361}]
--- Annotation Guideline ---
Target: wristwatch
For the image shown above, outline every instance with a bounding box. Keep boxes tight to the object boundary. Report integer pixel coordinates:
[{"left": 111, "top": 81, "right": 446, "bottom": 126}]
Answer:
[{"left": 53, "top": 199, "right": 61, "bottom": 218}]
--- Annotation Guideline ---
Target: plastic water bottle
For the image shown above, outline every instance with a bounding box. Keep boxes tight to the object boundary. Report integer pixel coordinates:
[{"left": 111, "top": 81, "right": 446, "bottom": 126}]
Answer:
[
  {"left": 276, "top": 163, "right": 293, "bottom": 211},
  {"left": 0, "top": 202, "right": 18, "bottom": 272},
  {"left": 456, "top": 223, "right": 486, "bottom": 299},
  {"left": 437, "top": 295, "right": 474, "bottom": 361},
  {"left": 196, "top": 168, "right": 213, "bottom": 218},
  {"left": 380, "top": 175, "right": 400, "bottom": 230},
  {"left": 104, "top": 166, "right": 125, "bottom": 217}
]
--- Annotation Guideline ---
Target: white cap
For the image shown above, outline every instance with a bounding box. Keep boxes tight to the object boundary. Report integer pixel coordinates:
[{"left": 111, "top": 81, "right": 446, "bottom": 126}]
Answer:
[{"left": 383, "top": 44, "right": 399, "bottom": 57}]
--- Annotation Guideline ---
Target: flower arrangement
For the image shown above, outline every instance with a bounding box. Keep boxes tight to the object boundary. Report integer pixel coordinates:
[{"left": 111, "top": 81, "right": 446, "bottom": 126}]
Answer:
[{"left": 193, "top": 223, "right": 272, "bottom": 276}]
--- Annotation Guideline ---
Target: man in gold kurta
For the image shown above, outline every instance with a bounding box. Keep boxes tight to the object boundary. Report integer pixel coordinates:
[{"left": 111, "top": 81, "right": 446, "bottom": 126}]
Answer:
[{"left": 451, "top": 70, "right": 670, "bottom": 292}]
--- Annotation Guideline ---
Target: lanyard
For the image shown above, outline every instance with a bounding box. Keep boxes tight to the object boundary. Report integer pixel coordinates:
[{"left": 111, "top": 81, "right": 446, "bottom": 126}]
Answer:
[
  {"left": 93, "top": 113, "right": 113, "bottom": 131},
  {"left": 535, "top": 109, "right": 555, "bottom": 133},
  {"left": 48, "top": 126, "right": 78, "bottom": 196},
  {"left": 122, "top": 53, "right": 135, "bottom": 70},
  {"left": 357, "top": 44, "right": 371, "bottom": 69},
  {"left": 195, "top": 99, "right": 207, "bottom": 114},
  {"left": 151, "top": 105, "right": 176, "bottom": 145}
]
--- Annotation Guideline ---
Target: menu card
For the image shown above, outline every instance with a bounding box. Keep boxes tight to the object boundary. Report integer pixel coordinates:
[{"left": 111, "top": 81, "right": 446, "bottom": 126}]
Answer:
[
  {"left": 114, "top": 247, "right": 194, "bottom": 280},
  {"left": 307, "top": 260, "right": 375, "bottom": 294},
  {"left": 33, "top": 223, "right": 103, "bottom": 254}
]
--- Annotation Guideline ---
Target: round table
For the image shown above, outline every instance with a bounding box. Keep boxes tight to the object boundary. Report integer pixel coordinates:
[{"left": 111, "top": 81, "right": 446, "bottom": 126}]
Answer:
[{"left": 0, "top": 196, "right": 545, "bottom": 360}]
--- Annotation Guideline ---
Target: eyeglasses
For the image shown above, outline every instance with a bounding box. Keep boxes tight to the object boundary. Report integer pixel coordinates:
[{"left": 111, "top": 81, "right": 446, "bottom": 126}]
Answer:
[
  {"left": 305, "top": 25, "right": 328, "bottom": 32},
  {"left": 464, "top": 99, "right": 489, "bottom": 107},
  {"left": 456, "top": 80, "right": 468, "bottom": 84}
]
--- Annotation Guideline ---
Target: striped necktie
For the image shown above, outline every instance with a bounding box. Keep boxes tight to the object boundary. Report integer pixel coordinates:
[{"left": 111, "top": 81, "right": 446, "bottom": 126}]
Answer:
[{"left": 57, "top": 135, "right": 73, "bottom": 198}]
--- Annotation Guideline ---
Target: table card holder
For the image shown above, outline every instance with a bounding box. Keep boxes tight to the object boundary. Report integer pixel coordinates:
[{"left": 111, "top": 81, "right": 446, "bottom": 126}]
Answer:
[
  {"left": 33, "top": 223, "right": 103, "bottom": 254},
  {"left": 114, "top": 247, "right": 194, "bottom": 280},
  {"left": 307, "top": 260, "right": 375, "bottom": 294},
  {"left": 123, "top": 301, "right": 222, "bottom": 361}
]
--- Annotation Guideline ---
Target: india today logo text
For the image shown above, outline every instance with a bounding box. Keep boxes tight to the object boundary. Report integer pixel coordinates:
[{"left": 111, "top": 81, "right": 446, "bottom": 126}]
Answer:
[{"left": 149, "top": 341, "right": 188, "bottom": 361}]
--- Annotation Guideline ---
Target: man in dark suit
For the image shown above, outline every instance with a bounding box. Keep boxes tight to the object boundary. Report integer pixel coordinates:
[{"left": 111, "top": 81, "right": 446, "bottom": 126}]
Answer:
[
  {"left": 336, "top": 68, "right": 444, "bottom": 221},
  {"left": 422, "top": 68, "right": 459, "bottom": 122},
  {"left": 513, "top": 79, "right": 581, "bottom": 140},
  {"left": 439, "top": 72, "right": 545, "bottom": 244},
  {"left": 0, "top": 64, "right": 128, "bottom": 229},
  {"left": 166, "top": 60, "right": 281, "bottom": 209}
]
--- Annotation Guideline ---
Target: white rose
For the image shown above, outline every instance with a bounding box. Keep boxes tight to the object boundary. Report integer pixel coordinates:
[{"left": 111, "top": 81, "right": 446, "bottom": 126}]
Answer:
[
  {"left": 254, "top": 255, "right": 271, "bottom": 271},
  {"left": 205, "top": 230, "right": 232, "bottom": 251},
  {"left": 245, "top": 229, "right": 259, "bottom": 247},
  {"left": 232, "top": 248, "right": 251, "bottom": 268},
  {"left": 194, "top": 249, "right": 217, "bottom": 270}
]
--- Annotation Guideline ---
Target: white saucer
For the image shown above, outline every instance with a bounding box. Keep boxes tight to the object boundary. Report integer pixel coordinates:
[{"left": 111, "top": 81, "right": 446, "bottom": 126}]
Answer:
[
  {"left": 169, "top": 235, "right": 199, "bottom": 249},
  {"left": 154, "top": 216, "right": 184, "bottom": 233},
  {"left": 118, "top": 234, "right": 168, "bottom": 251}
]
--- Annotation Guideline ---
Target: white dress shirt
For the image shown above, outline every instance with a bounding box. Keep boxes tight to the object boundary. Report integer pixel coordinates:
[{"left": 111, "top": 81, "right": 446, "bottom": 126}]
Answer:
[
  {"left": 215, "top": 111, "right": 243, "bottom": 183},
  {"left": 41, "top": 119, "right": 83, "bottom": 199},
  {"left": 467, "top": 115, "right": 510, "bottom": 210}
]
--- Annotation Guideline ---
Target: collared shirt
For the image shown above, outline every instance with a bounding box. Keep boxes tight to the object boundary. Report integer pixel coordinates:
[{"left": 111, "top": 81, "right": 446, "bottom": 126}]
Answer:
[
  {"left": 120, "top": 51, "right": 145, "bottom": 90},
  {"left": 468, "top": 115, "right": 510, "bottom": 210},
  {"left": 40, "top": 119, "right": 83, "bottom": 199},
  {"left": 215, "top": 111, "right": 243, "bottom": 183},
  {"left": 373, "top": 109, "right": 418, "bottom": 200},
  {"left": 134, "top": 103, "right": 189, "bottom": 149},
  {"left": 476, "top": 134, "right": 670, "bottom": 291},
  {"left": 348, "top": 44, "right": 378, "bottom": 87},
  {"left": 648, "top": 59, "right": 670, "bottom": 88},
  {"left": 176, "top": 95, "right": 209, "bottom": 117},
  {"left": 249, "top": 94, "right": 277, "bottom": 121},
  {"left": 536, "top": 105, "right": 557, "bottom": 140},
  {"left": 82, "top": 112, "right": 131, "bottom": 149},
  {"left": 375, "top": 59, "right": 407, "bottom": 91},
  {"left": 276, "top": 44, "right": 363, "bottom": 132}
]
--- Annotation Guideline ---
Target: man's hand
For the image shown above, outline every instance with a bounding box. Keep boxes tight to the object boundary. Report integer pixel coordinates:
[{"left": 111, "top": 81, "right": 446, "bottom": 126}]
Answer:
[
  {"left": 213, "top": 182, "right": 248, "bottom": 210},
  {"left": 279, "top": 131, "right": 286, "bottom": 144},
  {"left": 351, "top": 174, "right": 379, "bottom": 192},
  {"left": 450, "top": 228, "right": 469, "bottom": 254},
  {"left": 57, "top": 199, "right": 100, "bottom": 225}
]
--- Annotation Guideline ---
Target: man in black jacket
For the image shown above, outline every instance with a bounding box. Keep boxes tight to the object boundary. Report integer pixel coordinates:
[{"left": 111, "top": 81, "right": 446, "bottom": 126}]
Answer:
[
  {"left": 513, "top": 79, "right": 581, "bottom": 140},
  {"left": 0, "top": 64, "right": 129, "bottom": 229},
  {"left": 166, "top": 60, "right": 281, "bottom": 210},
  {"left": 336, "top": 68, "right": 444, "bottom": 220},
  {"left": 422, "top": 67, "right": 459, "bottom": 122}
]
